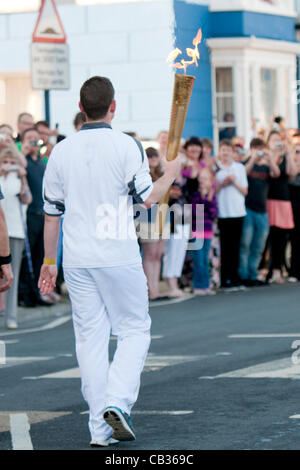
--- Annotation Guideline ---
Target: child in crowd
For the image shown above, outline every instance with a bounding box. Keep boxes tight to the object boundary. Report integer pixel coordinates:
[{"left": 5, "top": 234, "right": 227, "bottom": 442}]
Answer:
[
  {"left": 216, "top": 139, "right": 248, "bottom": 291},
  {"left": 239, "top": 138, "right": 280, "bottom": 286},
  {"left": 188, "top": 169, "right": 218, "bottom": 295},
  {"left": 138, "top": 147, "right": 165, "bottom": 301}
]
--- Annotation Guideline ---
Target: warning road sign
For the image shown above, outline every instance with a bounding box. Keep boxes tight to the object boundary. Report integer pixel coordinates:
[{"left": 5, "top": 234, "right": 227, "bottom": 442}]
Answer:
[{"left": 32, "top": 0, "right": 66, "bottom": 44}]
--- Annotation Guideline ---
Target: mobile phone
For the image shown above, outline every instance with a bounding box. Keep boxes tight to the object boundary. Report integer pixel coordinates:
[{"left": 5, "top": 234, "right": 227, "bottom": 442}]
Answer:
[
  {"left": 257, "top": 151, "right": 264, "bottom": 157},
  {"left": 7, "top": 165, "right": 19, "bottom": 173}
]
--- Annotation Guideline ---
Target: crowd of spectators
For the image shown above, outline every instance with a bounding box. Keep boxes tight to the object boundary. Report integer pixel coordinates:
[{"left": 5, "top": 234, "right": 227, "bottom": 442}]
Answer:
[
  {"left": 138, "top": 119, "right": 300, "bottom": 301},
  {"left": 0, "top": 112, "right": 86, "bottom": 329},
  {"left": 0, "top": 111, "right": 300, "bottom": 328}
]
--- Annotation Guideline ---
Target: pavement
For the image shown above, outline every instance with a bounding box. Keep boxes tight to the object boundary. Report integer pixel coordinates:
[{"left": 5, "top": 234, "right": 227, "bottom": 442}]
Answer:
[{"left": 1, "top": 283, "right": 300, "bottom": 450}]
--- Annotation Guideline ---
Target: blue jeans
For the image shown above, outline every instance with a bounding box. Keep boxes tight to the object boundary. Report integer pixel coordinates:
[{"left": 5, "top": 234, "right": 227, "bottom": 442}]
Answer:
[
  {"left": 190, "top": 238, "right": 212, "bottom": 289},
  {"left": 239, "top": 209, "right": 269, "bottom": 281}
]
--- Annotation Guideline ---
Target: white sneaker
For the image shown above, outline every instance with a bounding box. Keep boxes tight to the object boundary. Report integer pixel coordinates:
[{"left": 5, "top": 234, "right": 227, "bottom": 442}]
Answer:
[
  {"left": 90, "top": 437, "right": 119, "bottom": 447},
  {"left": 205, "top": 289, "right": 217, "bottom": 296},
  {"left": 194, "top": 289, "right": 208, "bottom": 296},
  {"left": 6, "top": 320, "right": 18, "bottom": 330},
  {"left": 288, "top": 277, "right": 298, "bottom": 284}
]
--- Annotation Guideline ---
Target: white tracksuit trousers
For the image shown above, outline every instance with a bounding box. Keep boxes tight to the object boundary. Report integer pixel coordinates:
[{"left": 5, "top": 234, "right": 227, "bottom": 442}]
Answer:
[{"left": 64, "top": 263, "right": 151, "bottom": 442}]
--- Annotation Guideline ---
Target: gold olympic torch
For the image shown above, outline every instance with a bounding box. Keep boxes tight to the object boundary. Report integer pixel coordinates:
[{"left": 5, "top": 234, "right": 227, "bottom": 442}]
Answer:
[{"left": 154, "top": 29, "right": 202, "bottom": 237}]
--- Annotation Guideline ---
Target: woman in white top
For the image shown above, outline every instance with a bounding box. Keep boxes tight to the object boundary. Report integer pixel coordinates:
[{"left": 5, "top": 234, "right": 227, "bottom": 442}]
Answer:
[
  {"left": 0, "top": 146, "right": 32, "bottom": 329},
  {"left": 216, "top": 139, "right": 248, "bottom": 290}
]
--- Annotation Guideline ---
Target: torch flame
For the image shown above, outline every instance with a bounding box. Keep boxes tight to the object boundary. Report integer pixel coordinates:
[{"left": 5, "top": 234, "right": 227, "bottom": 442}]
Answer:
[
  {"left": 167, "top": 28, "right": 202, "bottom": 75},
  {"left": 167, "top": 48, "right": 182, "bottom": 63}
]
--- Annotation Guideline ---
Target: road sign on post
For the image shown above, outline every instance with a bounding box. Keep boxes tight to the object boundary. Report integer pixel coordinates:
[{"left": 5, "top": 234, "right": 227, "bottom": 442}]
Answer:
[{"left": 31, "top": 0, "right": 70, "bottom": 124}]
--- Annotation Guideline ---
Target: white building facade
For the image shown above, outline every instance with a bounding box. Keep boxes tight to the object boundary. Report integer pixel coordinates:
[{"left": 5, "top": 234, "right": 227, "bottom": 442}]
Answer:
[{"left": 0, "top": 0, "right": 300, "bottom": 145}]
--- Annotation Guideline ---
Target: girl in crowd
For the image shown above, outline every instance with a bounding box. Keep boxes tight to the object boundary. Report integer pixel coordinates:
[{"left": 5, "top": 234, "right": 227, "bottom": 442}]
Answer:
[
  {"left": 157, "top": 130, "right": 169, "bottom": 160},
  {"left": 288, "top": 143, "right": 300, "bottom": 282},
  {"left": 0, "top": 145, "right": 32, "bottom": 329},
  {"left": 216, "top": 139, "right": 248, "bottom": 290},
  {"left": 266, "top": 131, "right": 297, "bottom": 283},
  {"left": 162, "top": 173, "right": 191, "bottom": 298},
  {"left": 182, "top": 137, "right": 203, "bottom": 181},
  {"left": 201, "top": 138, "right": 215, "bottom": 172},
  {"left": 139, "top": 147, "right": 165, "bottom": 301},
  {"left": 188, "top": 169, "right": 218, "bottom": 295}
]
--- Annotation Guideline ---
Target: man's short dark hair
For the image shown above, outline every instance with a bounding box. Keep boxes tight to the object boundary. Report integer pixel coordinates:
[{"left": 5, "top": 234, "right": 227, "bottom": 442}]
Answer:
[
  {"left": 35, "top": 120, "right": 50, "bottom": 129},
  {"left": 21, "top": 127, "right": 39, "bottom": 142},
  {"left": 250, "top": 138, "right": 266, "bottom": 149},
  {"left": 80, "top": 76, "right": 115, "bottom": 120}
]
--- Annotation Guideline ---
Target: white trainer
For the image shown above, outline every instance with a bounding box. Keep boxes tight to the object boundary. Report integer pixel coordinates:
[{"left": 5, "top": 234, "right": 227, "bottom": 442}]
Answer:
[
  {"left": 6, "top": 320, "right": 18, "bottom": 330},
  {"left": 90, "top": 437, "right": 119, "bottom": 447}
]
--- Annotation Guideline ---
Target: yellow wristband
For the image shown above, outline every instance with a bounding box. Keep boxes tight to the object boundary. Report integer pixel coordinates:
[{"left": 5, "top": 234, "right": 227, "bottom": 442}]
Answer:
[{"left": 43, "top": 258, "right": 57, "bottom": 265}]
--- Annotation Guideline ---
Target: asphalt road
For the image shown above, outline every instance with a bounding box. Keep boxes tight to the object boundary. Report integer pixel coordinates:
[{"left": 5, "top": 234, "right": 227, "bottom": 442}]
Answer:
[{"left": 1, "top": 283, "right": 300, "bottom": 450}]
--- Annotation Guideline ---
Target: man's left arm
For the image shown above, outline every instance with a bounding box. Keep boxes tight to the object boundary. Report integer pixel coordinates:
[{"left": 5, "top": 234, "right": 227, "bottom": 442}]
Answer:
[
  {"left": 38, "top": 215, "right": 61, "bottom": 296},
  {"left": 0, "top": 188, "right": 13, "bottom": 292},
  {"left": 38, "top": 148, "right": 64, "bottom": 296}
]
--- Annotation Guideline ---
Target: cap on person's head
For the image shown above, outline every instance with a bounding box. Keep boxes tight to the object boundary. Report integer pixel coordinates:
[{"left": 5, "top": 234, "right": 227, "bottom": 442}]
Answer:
[{"left": 80, "top": 76, "right": 115, "bottom": 120}]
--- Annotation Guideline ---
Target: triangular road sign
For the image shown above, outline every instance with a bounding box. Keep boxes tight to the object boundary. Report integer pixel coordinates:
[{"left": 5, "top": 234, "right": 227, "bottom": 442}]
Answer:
[{"left": 32, "top": 0, "right": 66, "bottom": 43}]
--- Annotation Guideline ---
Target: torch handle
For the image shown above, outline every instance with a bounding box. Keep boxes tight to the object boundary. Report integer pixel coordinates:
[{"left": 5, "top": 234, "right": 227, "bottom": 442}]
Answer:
[{"left": 155, "top": 73, "right": 195, "bottom": 237}]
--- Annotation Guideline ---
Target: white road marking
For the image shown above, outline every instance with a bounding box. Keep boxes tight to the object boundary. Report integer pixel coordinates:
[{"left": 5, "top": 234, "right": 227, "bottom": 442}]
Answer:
[
  {"left": 290, "top": 415, "right": 300, "bottom": 419},
  {"left": 0, "top": 315, "right": 71, "bottom": 338},
  {"left": 9, "top": 413, "right": 33, "bottom": 450},
  {"left": 149, "top": 295, "right": 195, "bottom": 308},
  {"left": 110, "top": 335, "right": 164, "bottom": 341},
  {"left": 229, "top": 334, "right": 300, "bottom": 339},
  {"left": 33, "top": 354, "right": 206, "bottom": 379},
  {"left": 133, "top": 410, "right": 194, "bottom": 416},
  {"left": 216, "top": 357, "right": 300, "bottom": 379},
  {"left": 1, "top": 356, "right": 54, "bottom": 369},
  {"left": 80, "top": 410, "right": 194, "bottom": 416}
]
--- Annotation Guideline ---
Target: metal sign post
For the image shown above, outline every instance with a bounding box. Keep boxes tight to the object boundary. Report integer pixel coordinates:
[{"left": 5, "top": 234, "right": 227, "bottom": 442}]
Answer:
[{"left": 31, "top": 0, "right": 69, "bottom": 125}]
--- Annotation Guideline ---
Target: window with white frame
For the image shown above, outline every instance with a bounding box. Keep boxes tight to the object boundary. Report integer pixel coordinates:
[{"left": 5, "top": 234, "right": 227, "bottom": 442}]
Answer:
[
  {"left": 215, "top": 67, "right": 236, "bottom": 140},
  {"left": 260, "top": 68, "right": 278, "bottom": 126}
]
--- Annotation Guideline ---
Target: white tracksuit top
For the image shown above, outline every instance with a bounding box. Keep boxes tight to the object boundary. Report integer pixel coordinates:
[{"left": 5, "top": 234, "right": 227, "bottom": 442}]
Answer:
[{"left": 43, "top": 122, "right": 153, "bottom": 268}]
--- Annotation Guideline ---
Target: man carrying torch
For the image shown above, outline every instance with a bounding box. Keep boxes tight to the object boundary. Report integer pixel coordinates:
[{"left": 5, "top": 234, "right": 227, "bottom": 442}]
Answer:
[{"left": 38, "top": 76, "right": 181, "bottom": 447}]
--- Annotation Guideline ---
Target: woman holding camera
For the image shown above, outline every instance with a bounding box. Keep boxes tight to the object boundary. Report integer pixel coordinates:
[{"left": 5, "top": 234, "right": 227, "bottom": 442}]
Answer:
[
  {"left": 0, "top": 145, "right": 32, "bottom": 329},
  {"left": 266, "top": 131, "right": 297, "bottom": 284}
]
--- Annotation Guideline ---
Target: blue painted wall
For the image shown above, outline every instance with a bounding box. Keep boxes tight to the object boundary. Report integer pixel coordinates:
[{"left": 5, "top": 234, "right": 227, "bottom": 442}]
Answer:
[
  {"left": 173, "top": 0, "right": 213, "bottom": 139},
  {"left": 210, "top": 11, "right": 296, "bottom": 42}
]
